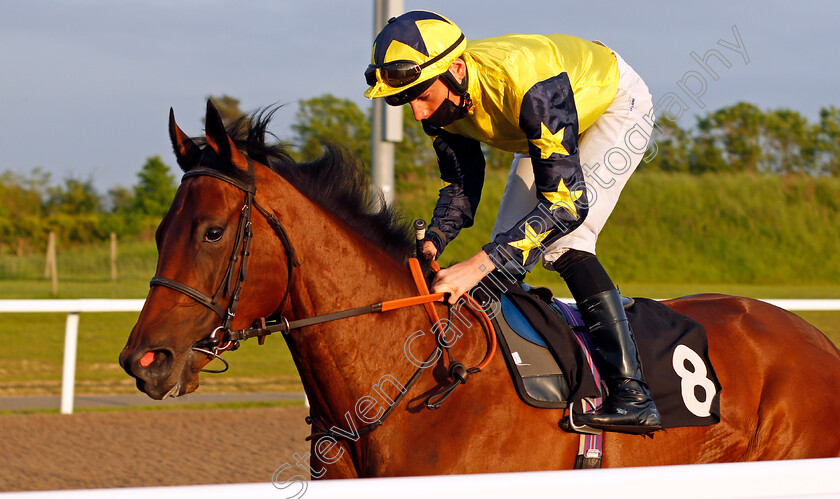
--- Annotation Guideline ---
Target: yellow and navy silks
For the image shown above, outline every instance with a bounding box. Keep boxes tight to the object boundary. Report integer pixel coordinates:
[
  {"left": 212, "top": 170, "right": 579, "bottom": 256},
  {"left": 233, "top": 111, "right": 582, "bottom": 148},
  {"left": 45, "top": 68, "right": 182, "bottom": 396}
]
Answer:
[{"left": 424, "top": 34, "right": 619, "bottom": 272}]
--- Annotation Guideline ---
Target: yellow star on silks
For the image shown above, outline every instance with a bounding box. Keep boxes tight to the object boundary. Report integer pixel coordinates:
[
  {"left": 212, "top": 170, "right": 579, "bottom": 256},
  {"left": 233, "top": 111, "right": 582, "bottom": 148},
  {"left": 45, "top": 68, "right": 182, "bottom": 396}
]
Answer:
[
  {"left": 507, "top": 222, "right": 552, "bottom": 265},
  {"left": 531, "top": 122, "right": 570, "bottom": 159},
  {"left": 542, "top": 179, "right": 584, "bottom": 219}
]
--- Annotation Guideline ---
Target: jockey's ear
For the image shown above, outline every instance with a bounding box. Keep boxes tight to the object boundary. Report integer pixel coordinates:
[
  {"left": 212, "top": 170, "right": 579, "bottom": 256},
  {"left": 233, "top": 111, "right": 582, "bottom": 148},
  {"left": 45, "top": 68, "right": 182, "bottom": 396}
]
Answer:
[
  {"left": 203, "top": 99, "right": 249, "bottom": 172},
  {"left": 448, "top": 58, "right": 467, "bottom": 85},
  {"left": 168, "top": 108, "right": 201, "bottom": 170}
]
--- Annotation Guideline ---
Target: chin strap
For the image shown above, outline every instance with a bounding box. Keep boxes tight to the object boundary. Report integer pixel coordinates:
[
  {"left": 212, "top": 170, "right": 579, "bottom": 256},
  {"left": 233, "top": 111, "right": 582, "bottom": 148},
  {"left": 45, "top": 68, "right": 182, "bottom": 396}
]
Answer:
[{"left": 440, "top": 61, "right": 472, "bottom": 112}]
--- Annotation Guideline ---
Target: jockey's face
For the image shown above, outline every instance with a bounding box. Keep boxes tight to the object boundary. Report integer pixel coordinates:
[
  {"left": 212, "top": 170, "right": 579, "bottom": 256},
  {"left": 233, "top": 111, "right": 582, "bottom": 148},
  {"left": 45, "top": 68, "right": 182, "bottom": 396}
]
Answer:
[
  {"left": 408, "top": 78, "right": 457, "bottom": 121},
  {"left": 407, "top": 59, "right": 467, "bottom": 122}
]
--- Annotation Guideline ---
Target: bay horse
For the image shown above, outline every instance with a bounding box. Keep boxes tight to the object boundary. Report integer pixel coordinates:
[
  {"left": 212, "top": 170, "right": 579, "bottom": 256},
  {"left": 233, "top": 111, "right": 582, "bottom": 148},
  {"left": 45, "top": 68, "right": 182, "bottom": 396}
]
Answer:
[{"left": 120, "top": 101, "right": 840, "bottom": 478}]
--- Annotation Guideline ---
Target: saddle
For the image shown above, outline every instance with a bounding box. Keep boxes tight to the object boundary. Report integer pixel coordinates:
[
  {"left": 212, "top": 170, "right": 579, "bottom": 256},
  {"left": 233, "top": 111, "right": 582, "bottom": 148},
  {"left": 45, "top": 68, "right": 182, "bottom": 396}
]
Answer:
[{"left": 476, "top": 273, "right": 722, "bottom": 430}]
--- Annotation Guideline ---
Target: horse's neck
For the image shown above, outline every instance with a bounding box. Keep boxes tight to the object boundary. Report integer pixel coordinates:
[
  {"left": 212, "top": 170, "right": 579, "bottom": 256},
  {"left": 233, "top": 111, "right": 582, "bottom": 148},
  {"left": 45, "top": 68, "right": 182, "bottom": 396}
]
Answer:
[
  {"left": 264, "top": 174, "right": 424, "bottom": 423},
  {"left": 280, "top": 195, "right": 415, "bottom": 324}
]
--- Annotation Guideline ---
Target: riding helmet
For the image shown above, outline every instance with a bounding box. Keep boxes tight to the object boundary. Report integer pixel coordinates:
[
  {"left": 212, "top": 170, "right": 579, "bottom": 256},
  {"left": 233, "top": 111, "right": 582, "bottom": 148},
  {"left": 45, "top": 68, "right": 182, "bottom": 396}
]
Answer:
[{"left": 364, "top": 10, "right": 467, "bottom": 105}]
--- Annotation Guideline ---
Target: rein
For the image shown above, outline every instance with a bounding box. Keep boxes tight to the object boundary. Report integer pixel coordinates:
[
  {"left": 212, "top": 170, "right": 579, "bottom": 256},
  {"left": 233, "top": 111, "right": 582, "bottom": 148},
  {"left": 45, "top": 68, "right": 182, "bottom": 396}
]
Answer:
[
  {"left": 149, "top": 161, "right": 497, "bottom": 440},
  {"left": 227, "top": 289, "right": 446, "bottom": 343}
]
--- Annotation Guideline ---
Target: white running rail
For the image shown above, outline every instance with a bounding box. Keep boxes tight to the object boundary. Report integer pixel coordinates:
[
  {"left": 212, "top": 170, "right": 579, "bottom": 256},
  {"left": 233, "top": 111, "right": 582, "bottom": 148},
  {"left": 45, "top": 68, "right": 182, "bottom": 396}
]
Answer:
[
  {"left": 0, "top": 298, "right": 838, "bottom": 414},
  {"left": 1, "top": 457, "right": 840, "bottom": 498},
  {"left": 0, "top": 299, "right": 144, "bottom": 414}
]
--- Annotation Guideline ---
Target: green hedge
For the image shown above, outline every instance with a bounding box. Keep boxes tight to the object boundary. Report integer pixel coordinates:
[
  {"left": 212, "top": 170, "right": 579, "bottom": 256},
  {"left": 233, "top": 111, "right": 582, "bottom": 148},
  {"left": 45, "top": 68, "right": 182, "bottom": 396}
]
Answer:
[
  {"left": 3, "top": 172, "right": 838, "bottom": 287},
  {"left": 396, "top": 171, "right": 840, "bottom": 285}
]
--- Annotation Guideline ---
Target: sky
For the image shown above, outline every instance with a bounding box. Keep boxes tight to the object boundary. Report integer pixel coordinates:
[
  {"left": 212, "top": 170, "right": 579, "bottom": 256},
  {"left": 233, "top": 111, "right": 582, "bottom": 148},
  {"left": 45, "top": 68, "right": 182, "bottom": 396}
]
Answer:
[{"left": 1, "top": 0, "right": 838, "bottom": 192}]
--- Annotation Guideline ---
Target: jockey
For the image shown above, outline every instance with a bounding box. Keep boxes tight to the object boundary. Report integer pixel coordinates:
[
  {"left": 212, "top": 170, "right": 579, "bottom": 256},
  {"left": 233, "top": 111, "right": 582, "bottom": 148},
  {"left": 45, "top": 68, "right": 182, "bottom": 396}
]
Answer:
[{"left": 364, "top": 10, "right": 661, "bottom": 434}]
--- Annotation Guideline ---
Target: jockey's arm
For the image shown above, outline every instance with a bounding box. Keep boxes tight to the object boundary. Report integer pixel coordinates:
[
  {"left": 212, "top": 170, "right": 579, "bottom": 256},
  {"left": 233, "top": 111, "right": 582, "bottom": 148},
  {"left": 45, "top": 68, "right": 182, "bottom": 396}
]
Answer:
[{"left": 424, "top": 124, "right": 486, "bottom": 259}]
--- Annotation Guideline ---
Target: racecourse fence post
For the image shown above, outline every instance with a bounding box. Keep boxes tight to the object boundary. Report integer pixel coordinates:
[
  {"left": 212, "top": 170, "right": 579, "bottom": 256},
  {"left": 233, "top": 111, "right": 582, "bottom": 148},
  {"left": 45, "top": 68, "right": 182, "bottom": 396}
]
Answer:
[
  {"left": 110, "top": 233, "right": 118, "bottom": 281},
  {"left": 45, "top": 231, "right": 58, "bottom": 296},
  {"left": 60, "top": 311, "right": 80, "bottom": 415},
  {"left": 12, "top": 238, "right": 24, "bottom": 275}
]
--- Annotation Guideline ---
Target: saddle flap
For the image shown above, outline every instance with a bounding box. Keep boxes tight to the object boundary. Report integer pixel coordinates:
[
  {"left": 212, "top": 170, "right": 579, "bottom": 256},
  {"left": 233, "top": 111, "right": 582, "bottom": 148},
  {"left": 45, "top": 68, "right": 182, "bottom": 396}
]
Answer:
[
  {"left": 492, "top": 295, "right": 570, "bottom": 408},
  {"left": 485, "top": 280, "right": 600, "bottom": 409}
]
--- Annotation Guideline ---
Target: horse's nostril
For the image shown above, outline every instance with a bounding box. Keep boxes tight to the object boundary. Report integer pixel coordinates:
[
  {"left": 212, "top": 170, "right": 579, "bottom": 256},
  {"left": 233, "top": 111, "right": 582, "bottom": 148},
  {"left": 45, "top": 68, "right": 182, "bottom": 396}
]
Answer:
[
  {"left": 128, "top": 348, "right": 175, "bottom": 382},
  {"left": 139, "top": 351, "right": 157, "bottom": 367}
]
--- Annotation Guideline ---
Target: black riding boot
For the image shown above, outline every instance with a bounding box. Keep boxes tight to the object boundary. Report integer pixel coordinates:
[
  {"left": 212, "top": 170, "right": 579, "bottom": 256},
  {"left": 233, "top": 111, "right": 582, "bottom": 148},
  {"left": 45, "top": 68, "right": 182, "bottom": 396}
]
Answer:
[{"left": 562, "top": 288, "right": 662, "bottom": 434}]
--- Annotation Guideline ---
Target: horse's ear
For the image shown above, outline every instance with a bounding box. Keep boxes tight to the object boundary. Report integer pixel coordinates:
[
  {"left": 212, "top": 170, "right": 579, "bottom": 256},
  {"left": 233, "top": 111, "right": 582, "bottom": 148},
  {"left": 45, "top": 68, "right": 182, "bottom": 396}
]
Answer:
[
  {"left": 169, "top": 108, "right": 202, "bottom": 170},
  {"left": 204, "top": 100, "right": 249, "bottom": 172}
]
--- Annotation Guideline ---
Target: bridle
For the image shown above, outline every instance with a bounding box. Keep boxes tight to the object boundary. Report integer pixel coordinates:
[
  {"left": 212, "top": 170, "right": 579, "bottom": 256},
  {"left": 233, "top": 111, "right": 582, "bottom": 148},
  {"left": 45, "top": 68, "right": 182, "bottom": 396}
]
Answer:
[
  {"left": 148, "top": 154, "right": 497, "bottom": 439},
  {"left": 149, "top": 160, "right": 299, "bottom": 373}
]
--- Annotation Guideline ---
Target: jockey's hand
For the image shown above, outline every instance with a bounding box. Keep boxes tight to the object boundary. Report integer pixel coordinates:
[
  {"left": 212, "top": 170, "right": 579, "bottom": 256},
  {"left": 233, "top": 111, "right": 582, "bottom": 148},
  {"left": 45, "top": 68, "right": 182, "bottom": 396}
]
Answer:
[
  {"left": 422, "top": 240, "right": 437, "bottom": 262},
  {"left": 431, "top": 250, "right": 496, "bottom": 305}
]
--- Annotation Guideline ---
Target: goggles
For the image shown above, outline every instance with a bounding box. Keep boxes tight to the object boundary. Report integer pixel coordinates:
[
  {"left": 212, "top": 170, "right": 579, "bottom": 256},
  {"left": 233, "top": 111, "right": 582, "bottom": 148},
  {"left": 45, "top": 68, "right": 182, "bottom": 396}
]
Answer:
[
  {"left": 383, "top": 77, "right": 437, "bottom": 106},
  {"left": 365, "top": 33, "right": 465, "bottom": 89}
]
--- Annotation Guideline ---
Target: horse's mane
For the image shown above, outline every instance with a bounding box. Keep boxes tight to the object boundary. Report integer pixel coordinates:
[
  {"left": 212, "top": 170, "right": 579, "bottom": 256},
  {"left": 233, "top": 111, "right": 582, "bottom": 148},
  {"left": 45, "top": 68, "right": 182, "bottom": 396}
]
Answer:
[{"left": 184, "top": 107, "right": 414, "bottom": 262}]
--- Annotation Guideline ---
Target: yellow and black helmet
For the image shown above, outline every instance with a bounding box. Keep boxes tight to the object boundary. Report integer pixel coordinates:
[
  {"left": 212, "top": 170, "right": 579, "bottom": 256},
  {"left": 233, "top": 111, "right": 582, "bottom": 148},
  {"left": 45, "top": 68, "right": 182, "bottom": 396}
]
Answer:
[{"left": 364, "top": 10, "right": 466, "bottom": 106}]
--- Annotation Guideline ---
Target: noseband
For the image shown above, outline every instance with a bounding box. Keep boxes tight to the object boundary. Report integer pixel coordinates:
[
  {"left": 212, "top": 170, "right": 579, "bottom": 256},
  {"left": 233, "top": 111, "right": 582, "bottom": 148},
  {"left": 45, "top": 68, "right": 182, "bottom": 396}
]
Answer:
[{"left": 149, "top": 161, "right": 299, "bottom": 372}]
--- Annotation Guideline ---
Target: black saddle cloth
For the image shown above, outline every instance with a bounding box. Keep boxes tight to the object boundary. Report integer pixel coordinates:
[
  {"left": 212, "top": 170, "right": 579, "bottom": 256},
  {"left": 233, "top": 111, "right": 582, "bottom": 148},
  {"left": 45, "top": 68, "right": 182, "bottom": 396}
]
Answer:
[{"left": 476, "top": 274, "right": 721, "bottom": 429}]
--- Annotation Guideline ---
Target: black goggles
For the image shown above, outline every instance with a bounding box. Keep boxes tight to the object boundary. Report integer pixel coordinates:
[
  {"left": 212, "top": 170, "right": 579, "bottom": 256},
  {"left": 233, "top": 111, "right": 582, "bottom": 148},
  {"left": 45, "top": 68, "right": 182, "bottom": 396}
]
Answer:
[
  {"left": 383, "top": 76, "right": 438, "bottom": 106},
  {"left": 365, "top": 60, "right": 424, "bottom": 88},
  {"left": 365, "top": 33, "right": 465, "bottom": 89}
]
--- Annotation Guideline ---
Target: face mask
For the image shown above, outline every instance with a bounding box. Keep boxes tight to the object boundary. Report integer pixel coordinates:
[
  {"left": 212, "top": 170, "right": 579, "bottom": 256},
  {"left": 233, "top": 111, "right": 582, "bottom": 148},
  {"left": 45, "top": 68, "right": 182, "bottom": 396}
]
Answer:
[{"left": 422, "top": 94, "right": 469, "bottom": 128}]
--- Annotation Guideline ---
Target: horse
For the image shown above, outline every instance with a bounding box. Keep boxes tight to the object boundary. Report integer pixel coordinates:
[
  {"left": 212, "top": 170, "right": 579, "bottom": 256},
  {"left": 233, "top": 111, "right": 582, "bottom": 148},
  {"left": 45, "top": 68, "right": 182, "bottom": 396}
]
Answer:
[{"left": 120, "top": 101, "right": 840, "bottom": 478}]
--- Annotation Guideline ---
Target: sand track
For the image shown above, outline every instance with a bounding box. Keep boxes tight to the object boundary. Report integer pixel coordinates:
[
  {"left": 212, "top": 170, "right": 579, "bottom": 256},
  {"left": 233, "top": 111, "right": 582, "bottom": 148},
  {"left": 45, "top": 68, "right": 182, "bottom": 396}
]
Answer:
[{"left": 0, "top": 406, "right": 312, "bottom": 492}]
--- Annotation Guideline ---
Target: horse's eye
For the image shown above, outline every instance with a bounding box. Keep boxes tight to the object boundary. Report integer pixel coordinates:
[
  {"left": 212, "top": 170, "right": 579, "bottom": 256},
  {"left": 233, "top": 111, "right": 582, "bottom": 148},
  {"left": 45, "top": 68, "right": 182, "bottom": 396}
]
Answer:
[{"left": 204, "top": 227, "right": 224, "bottom": 242}]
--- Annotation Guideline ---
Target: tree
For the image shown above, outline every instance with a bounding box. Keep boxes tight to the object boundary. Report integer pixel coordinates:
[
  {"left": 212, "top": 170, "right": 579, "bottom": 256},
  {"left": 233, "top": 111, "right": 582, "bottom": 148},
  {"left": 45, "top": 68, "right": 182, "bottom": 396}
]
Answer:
[
  {"left": 816, "top": 106, "right": 840, "bottom": 175},
  {"left": 0, "top": 169, "right": 48, "bottom": 218},
  {"left": 45, "top": 176, "right": 102, "bottom": 215},
  {"left": 131, "top": 156, "right": 177, "bottom": 218},
  {"left": 106, "top": 185, "right": 135, "bottom": 214},
  {"left": 643, "top": 114, "right": 692, "bottom": 172},
  {"left": 762, "top": 109, "right": 817, "bottom": 174},
  {"left": 292, "top": 95, "right": 371, "bottom": 162},
  {"left": 290, "top": 93, "right": 520, "bottom": 186},
  {"left": 0, "top": 169, "right": 50, "bottom": 244},
  {"left": 693, "top": 102, "right": 764, "bottom": 173}
]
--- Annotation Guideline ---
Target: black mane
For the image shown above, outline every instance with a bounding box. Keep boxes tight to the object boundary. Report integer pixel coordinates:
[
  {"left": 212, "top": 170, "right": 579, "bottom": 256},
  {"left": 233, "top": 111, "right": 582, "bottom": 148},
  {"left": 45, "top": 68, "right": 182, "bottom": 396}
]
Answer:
[{"left": 183, "top": 107, "right": 414, "bottom": 262}]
